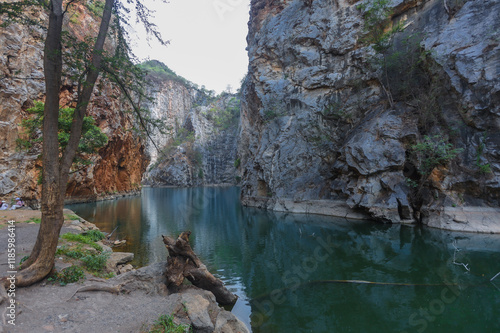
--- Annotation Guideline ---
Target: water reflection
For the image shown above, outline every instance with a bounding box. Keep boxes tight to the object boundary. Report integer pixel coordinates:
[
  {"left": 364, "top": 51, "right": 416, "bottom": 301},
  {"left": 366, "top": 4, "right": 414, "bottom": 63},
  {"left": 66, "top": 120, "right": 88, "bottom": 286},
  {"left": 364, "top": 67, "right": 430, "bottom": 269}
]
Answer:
[{"left": 69, "top": 187, "right": 500, "bottom": 333}]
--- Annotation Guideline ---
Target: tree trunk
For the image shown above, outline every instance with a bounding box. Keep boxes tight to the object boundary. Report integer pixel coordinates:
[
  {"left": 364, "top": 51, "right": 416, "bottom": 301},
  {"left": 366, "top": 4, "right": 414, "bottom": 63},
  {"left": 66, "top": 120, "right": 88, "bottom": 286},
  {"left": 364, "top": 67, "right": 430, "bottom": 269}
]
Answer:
[
  {"left": 16, "top": 0, "right": 114, "bottom": 285},
  {"left": 17, "top": 0, "right": 64, "bottom": 280},
  {"left": 162, "top": 232, "right": 238, "bottom": 305}
]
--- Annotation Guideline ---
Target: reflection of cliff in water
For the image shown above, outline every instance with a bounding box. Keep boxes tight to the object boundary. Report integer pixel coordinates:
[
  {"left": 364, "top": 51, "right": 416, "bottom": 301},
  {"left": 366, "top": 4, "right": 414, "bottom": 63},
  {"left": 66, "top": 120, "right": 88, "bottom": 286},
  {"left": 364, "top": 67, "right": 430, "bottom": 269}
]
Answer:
[{"left": 69, "top": 187, "right": 500, "bottom": 333}]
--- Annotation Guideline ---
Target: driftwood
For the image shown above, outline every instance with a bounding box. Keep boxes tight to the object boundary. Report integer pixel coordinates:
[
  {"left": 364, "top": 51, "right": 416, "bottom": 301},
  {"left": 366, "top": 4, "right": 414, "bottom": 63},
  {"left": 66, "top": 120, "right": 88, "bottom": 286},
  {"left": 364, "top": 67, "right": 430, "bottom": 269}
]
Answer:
[
  {"left": 67, "top": 284, "right": 124, "bottom": 301},
  {"left": 162, "top": 231, "right": 237, "bottom": 305}
]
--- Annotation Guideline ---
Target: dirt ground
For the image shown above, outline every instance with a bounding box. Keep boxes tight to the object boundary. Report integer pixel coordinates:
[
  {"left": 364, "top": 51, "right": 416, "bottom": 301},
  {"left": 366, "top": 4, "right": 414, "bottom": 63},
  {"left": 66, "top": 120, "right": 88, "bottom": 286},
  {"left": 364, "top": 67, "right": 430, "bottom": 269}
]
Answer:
[
  {"left": 0, "top": 209, "right": 177, "bottom": 333},
  {"left": 0, "top": 209, "right": 42, "bottom": 228}
]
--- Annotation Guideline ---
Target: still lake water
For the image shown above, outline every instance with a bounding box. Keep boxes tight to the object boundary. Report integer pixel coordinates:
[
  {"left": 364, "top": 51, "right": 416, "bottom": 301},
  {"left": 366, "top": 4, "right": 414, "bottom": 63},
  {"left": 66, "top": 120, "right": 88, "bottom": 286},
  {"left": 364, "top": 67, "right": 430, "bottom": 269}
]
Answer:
[{"left": 69, "top": 187, "right": 500, "bottom": 332}]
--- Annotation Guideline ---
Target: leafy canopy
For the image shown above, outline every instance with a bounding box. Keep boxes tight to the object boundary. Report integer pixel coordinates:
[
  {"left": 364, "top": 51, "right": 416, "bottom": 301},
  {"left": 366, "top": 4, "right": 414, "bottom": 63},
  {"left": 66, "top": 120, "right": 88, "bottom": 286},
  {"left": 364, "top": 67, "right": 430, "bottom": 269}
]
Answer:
[{"left": 17, "top": 101, "right": 108, "bottom": 165}]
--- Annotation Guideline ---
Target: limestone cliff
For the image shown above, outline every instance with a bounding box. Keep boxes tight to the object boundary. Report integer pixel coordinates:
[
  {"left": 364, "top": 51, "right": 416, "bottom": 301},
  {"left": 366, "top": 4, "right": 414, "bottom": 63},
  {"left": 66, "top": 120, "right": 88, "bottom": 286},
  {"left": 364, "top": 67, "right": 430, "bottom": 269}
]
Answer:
[
  {"left": 142, "top": 84, "right": 240, "bottom": 187},
  {"left": 240, "top": 0, "right": 500, "bottom": 232},
  {"left": 0, "top": 3, "right": 148, "bottom": 205}
]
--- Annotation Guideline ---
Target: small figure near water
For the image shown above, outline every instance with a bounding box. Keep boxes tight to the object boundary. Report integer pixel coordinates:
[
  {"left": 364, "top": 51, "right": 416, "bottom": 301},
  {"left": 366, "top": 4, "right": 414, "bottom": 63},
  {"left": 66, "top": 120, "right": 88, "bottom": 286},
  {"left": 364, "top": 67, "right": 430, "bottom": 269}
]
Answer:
[{"left": 10, "top": 197, "right": 25, "bottom": 210}]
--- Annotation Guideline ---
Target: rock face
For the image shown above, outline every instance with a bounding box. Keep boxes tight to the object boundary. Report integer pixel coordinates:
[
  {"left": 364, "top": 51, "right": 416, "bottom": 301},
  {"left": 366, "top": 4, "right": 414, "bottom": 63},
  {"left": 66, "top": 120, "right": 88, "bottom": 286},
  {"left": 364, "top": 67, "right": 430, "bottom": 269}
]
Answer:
[
  {"left": 0, "top": 4, "right": 147, "bottom": 204},
  {"left": 240, "top": 0, "right": 500, "bottom": 232},
  {"left": 143, "top": 91, "right": 240, "bottom": 187}
]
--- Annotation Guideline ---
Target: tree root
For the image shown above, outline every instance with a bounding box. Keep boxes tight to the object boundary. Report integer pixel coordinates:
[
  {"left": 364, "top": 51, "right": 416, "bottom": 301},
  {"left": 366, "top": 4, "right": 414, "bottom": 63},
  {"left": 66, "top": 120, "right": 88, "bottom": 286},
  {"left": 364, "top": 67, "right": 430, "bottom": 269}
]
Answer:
[
  {"left": 0, "top": 282, "right": 7, "bottom": 306},
  {"left": 162, "top": 232, "right": 237, "bottom": 305},
  {"left": 66, "top": 283, "right": 125, "bottom": 301}
]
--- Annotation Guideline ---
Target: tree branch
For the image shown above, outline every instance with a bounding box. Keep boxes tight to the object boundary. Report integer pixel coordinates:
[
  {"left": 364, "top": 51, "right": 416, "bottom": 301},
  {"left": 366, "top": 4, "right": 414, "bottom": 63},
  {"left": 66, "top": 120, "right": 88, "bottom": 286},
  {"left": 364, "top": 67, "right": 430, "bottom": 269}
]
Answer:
[
  {"left": 63, "top": 0, "right": 78, "bottom": 14},
  {"left": 59, "top": 0, "right": 114, "bottom": 192},
  {"left": 101, "top": 66, "right": 161, "bottom": 154}
]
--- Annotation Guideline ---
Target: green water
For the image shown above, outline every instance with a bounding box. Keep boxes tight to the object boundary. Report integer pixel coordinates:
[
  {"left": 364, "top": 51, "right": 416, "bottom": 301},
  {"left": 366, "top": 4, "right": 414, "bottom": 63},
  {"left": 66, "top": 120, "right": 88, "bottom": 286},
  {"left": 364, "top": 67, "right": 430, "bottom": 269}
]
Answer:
[{"left": 69, "top": 187, "right": 500, "bottom": 333}]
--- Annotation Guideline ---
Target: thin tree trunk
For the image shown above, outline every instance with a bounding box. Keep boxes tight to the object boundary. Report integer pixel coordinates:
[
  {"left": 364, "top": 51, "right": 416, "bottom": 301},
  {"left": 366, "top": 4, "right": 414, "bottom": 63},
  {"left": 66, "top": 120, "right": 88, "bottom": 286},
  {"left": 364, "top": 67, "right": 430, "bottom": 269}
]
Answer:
[
  {"left": 16, "top": 0, "right": 114, "bottom": 286},
  {"left": 18, "top": 0, "right": 64, "bottom": 277},
  {"left": 59, "top": 0, "right": 114, "bottom": 186}
]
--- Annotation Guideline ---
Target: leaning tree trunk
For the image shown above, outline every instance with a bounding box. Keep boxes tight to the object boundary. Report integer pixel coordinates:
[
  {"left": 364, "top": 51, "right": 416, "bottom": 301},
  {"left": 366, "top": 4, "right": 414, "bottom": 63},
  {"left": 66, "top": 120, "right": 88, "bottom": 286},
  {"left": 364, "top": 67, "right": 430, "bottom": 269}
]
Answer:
[
  {"left": 14, "top": 0, "right": 65, "bottom": 286},
  {"left": 162, "top": 232, "right": 238, "bottom": 305},
  {"left": 11, "top": 0, "right": 114, "bottom": 287}
]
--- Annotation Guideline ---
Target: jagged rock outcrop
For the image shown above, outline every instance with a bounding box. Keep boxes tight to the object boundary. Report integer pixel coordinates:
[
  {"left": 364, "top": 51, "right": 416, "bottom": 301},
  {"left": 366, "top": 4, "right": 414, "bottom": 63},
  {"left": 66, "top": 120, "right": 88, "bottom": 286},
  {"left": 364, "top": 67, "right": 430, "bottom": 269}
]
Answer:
[
  {"left": 0, "top": 4, "right": 148, "bottom": 204},
  {"left": 143, "top": 91, "right": 240, "bottom": 187},
  {"left": 240, "top": 0, "right": 500, "bottom": 232}
]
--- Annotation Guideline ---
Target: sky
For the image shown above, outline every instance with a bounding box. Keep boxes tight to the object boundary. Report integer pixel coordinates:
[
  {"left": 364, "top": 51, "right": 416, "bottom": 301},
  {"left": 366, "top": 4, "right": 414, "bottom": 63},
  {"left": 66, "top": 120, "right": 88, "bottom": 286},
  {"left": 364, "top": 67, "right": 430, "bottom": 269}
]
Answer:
[{"left": 130, "top": 0, "right": 251, "bottom": 94}]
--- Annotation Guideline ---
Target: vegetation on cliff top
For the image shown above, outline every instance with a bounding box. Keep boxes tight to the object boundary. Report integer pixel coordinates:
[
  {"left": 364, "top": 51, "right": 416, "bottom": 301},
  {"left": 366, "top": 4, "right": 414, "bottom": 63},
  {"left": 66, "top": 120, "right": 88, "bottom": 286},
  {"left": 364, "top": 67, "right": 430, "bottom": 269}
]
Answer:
[{"left": 140, "top": 60, "right": 196, "bottom": 89}]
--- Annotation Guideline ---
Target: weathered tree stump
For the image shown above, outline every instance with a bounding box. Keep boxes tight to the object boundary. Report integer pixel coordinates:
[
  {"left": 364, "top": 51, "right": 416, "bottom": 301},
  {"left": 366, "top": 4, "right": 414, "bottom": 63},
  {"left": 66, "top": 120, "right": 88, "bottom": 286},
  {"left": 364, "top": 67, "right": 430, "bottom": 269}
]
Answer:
[{"left": 162, "top": 231, "right": 237, "bottom": 305}]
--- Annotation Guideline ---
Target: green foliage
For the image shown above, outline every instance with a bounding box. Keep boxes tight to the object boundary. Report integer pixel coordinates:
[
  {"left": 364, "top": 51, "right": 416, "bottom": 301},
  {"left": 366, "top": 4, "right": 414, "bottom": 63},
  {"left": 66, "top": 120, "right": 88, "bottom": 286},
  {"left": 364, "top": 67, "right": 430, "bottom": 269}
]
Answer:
[
  {"left": 148, "top": 314, "right": 191, "bottom": 333},
  {"left": 405, "top": 178, "right": 419, "bottom": 188},
  {"left": 17, "top": 101, "right": 108, "bottom": 167},
  {"left": 19, "top": 255, "right": 29, "bottom": 266},
  {"left": 0, "top": 1, "right": 44, "bottom": 28},
  {"left": 27, "top": 217, "right": 41, "bottom": 224},
  {"left": 139, "top": 60, "right": 195, "bottom": 89},
  {"left": 48, "top": 265, "right": 86, "bottom": 286},
  {"left": 64, "top": 214, "right": 80, "bottom": 221},
  {"left": 81, "top": 252, "right": 109, "bottom": 272},
  {"left": 84, "top": 229, "right": 106, "bottom": 242},
  {"left": 234, "top": 158, "right": 241, "bottom": 168},
  {"left": 379, "top": 34, "right": 432, "bottom": 100},
  {"left": 475, "top": 137, "right": 492, "bottom": 174},
  {"left": 357, "top": 0, "right": 398, "bottom": 51},
  {"left": 69, "top": 11, "right": 80, "bottom": 24},
  {"left": 61, "top": 233, "right": 103, "bottom": 252},
  {"left": 197, "top": 168, "right": 204, "bottom": 179},
  {"left": 214, "top": 97, "right": 240, "bottom": 130},
  {"left": 86, "top": 0, "right": 105, "bottom": 18},
  {"left": 411, "top": 135, "right": 463, "bottom": 175},
  {"left": 477, "top": 163, "right": 492, "bottom": 174},
  {"left": 62, "top": 249, "right": 86, "bottom": 259}
]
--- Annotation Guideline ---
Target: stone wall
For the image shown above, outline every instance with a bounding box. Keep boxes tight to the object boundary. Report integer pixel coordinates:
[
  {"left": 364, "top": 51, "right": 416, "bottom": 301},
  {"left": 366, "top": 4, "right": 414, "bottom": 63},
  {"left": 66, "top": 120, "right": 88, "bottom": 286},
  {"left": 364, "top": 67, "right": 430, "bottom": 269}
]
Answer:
[
  {"left": 240, "top": 0, "right": 500, "bottom": 232},
  {"left": 0, "top": 3, "right": 148, "bottom": 205}
]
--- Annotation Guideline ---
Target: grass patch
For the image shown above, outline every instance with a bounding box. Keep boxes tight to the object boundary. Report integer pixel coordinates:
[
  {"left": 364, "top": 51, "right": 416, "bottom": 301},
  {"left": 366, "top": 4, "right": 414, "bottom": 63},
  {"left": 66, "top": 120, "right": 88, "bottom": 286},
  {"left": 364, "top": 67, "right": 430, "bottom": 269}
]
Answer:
[
  {"left": 81, "top": 252, "right": 109, "bottom": 272},
  {"left": 64, "top": 214, "right": 81, "bottom": 221},
  {"left": 57, "top": 232, "right": 111, "bottom": 278},
  {"left": 148, "top": 315, "right": 191, "bottom": 333},
  {"left": 61, "top": 233, "right": 103, "bottom": 251},
  {"left": 48, "top": 265, "right": 86, "bottom": 286},
  {"left": 27, "top": 217, "right": 41, "bottom": 224},
  {"left": 83, "top": 229, "right": 105, "bottom": 242}
]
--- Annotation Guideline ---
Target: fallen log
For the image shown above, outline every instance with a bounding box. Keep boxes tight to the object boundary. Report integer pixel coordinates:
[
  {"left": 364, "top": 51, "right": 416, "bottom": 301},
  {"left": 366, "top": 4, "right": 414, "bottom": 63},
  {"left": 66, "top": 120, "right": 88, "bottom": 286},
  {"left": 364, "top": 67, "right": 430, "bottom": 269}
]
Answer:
[{"left": 162, "top": 231, "right": 237, "bottom": 305}]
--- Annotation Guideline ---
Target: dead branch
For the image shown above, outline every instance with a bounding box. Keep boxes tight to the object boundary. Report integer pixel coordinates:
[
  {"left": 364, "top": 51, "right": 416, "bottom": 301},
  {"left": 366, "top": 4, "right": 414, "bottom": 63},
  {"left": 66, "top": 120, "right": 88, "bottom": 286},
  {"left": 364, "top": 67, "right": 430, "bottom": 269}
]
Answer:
[
  {"left": 443, "top": 0, "right": 450, "bottom": 15},
  {"left": 67, "top": 283, "right": 123, "bottom": 301},
  {"left": 162, "top": 232, "right": 237, "bottom": 305}
]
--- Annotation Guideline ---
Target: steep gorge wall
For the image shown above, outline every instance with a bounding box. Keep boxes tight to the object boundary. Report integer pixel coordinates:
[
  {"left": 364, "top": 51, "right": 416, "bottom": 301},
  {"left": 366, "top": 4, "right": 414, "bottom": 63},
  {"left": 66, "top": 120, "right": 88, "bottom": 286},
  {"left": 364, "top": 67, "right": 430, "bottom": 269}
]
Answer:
[
  {"left": 240, "top": 0, "right": 500, "bottom": 232},
  {"left": 143, "top": 92, "right": 240, "bottom": 187},
  {"left": 0, "top": 4, "right": 148, "bottom": 205}
]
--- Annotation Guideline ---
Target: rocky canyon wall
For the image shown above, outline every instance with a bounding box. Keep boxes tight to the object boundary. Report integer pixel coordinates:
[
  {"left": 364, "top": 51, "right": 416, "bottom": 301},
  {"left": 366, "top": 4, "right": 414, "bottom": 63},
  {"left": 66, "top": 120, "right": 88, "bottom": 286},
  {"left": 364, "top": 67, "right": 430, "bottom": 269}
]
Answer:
[
  {"left": 240, "top": 0, "right": 500, "bottom": 232},
  {"left": 142, "top": 90, "right": 240, "bottom": 187},
  {"left": 0, "top": 3, "right": 148, "bottom": 205}
]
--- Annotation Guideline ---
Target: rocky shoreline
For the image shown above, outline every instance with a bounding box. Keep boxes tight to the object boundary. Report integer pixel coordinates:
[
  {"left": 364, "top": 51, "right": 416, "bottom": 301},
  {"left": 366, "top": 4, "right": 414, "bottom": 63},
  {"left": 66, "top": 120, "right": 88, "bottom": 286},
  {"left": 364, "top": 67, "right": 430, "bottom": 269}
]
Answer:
[
  {"left": 0, "top": 209, "right": 249, "bottom": 333},
  {"left": 241, "top": 196, "right": 500, "bottom": 234}
]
